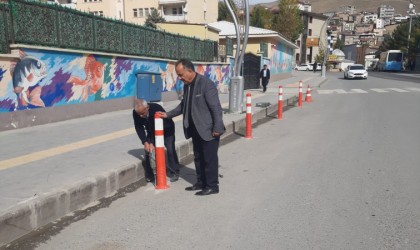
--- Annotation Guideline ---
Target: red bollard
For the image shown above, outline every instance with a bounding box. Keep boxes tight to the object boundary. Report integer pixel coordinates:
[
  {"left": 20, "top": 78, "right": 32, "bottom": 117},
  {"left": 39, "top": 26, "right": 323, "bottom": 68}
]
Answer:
[
  {"left": 278, "top": 85, "right": 283, "bottom": 120},
  {"left": 298, "top": 80, "right": 303, "bottom": 108},
  {"left": 154, "top": 113, "right": 169, "bottom": 190},
  {"left": 245, "top": 93, "right": 252, "bottom": 139},
  {"left": 305, "top": 85, "right": 313, "bottom": 102}
]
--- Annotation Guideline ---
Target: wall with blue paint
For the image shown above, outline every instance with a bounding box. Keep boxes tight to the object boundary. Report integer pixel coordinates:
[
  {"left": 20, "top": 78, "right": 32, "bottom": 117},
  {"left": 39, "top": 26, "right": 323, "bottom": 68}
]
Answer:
[
  {"left": 0, "top": 48, "right": 231, "bottom": 113},
  {"left": 269, "top": 42, "right": 295, "bottom": 74}
]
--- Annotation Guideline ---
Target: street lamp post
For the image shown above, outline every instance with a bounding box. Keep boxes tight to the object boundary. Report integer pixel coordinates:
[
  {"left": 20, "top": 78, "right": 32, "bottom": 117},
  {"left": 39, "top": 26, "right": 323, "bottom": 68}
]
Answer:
[{"left": 407, "top": 0, "right": 416, "bottom": 51}]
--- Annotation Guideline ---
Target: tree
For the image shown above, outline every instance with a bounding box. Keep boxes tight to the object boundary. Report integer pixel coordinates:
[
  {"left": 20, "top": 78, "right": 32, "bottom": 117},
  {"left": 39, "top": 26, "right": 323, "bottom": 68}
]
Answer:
[
  {"left": 218, "top": 1, "right": 234, "bottom": 22},
  {"left": 144, "top": 9, "right": 165, "bottom": 29},
  {"left": 250, "top": 6, "right": 272, "bottom": 29},
  {"left": 334, "top": 37, "right": 344, "bottom": 50},
  {"left": 271, "top": 0, "right": 304, "bottom": 42}
]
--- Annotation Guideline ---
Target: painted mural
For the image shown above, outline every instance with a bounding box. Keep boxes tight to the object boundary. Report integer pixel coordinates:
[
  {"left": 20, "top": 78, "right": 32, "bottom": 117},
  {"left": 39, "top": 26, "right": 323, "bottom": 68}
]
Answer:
[
  {"left": 270, "top": 43, "right": 294, "bottom": 74},
  {"left": 0, "top": 49, "right": 231, "bottom": 113}
]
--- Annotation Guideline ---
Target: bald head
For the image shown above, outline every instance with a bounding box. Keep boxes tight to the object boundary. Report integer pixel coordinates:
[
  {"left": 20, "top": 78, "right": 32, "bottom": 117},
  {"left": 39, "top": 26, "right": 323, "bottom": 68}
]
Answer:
[{"left": 134, "top": 99, "right": 149, "bottom": 118}]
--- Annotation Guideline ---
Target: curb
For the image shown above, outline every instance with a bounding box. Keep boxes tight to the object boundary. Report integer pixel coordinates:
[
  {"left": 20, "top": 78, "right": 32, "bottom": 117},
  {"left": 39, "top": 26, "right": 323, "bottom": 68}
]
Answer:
[{"left": 0, "top": 92, "right": 303, "bottom": 246}]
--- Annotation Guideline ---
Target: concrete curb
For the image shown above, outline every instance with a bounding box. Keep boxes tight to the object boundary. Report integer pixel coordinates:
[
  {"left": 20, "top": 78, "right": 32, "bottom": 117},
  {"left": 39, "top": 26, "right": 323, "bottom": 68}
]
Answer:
[{"left": 0, "top": 93, "right": 302, "bottom": 246}]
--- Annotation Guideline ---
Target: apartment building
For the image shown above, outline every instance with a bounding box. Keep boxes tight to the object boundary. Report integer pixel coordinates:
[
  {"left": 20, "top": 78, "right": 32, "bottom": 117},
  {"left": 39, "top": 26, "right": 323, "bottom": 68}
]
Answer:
[
  {"left": 378, "top": 5, "right": 395, "bottom": 20},
  {"left": 75, "top": 0, "right": 218, "bottom": 25},
  {"left": 296, "top": 11, "right": 328, "bottom": 64},
  {"left": 363, "top": 13, "right": 378, "bottom": 24}
]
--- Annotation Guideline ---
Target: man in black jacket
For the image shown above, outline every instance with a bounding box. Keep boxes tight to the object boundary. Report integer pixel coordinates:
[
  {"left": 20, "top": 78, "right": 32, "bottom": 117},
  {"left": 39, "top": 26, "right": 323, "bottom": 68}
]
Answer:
[
  {"left": 259, "top": 64, "right": 270, "bottom": 93},
  {"left": 133, "top": 98, "right": 180, "bottom": 182}
]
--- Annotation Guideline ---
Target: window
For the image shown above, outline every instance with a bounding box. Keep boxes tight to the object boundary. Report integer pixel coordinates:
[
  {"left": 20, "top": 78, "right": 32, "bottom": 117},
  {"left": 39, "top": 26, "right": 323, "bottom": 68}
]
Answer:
[
  {"left": 145, "top": 8, "right": 150, "bottom": 16},
  {"left": 309, "top": 16, "right": 313, "bottom": 23},
  {"left": 179, "top": 7, "right": 182, "bottom": 14},
  {"left": 172, "top": 8, "right": 177, "bottom": 15},
  {"left": 295, "top": 53, "right": 300, "bottom": 61},
  {"left": 99, "top": 11, "right": 103, "bottom": 17},
  {"left": 297, "top": 40, "right": 301, "bottom": 47},
  {"left": 139, "top": 8, "right": 143, "bottom": 17},
  {"left": 308, "top": 29, "right": 312, "bottom": 36},
  {"left": 133, "top": 9, "right": 138, "bottom": 17}
]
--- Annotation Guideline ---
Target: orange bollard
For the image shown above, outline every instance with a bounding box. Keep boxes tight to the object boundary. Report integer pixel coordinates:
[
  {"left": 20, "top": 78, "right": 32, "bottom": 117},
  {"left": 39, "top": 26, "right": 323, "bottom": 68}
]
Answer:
[
  {"left": 298, "top": 80, "right": 303, "bottom": 108},
  {"left": 245, "top": 93, "right": 252, "bottom": 139},
  {"left": 305, "top": 85, "right": 313, "bottom": 102},
  {"left": 278, "top": 85, "right": 283, "bottom": 120},
  {"left": 154, "top": 113, "right": 169, "bottom": 190}
]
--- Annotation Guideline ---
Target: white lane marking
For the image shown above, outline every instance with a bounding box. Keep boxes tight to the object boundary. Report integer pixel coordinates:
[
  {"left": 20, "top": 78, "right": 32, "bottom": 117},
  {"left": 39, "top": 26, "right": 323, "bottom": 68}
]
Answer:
[
  {"left": 385, "top": 88, "right": 409, "bottom": 92},
  {"left": 406, "top": 87, "right": 420, "bottom": 92},
  {"left": 350, "top": 89, "right": 368, "bottom": 93},
  {"left": 318, "top": 89, "right": 348, "bottom": 94},
  {"left": 371, "top": 88, "right": 389, "bottom": 93}
]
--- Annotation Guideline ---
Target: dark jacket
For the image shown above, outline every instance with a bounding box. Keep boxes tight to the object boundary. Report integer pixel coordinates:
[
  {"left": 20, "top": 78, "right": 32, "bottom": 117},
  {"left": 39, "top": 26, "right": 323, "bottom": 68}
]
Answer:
[
  {"left": 166, "top": 73, "right": 225, "bottom": 141},
  {"left": 260, "top": 68, "right": 270, "bottom": 79},
  {"left": 133, "top": 103, "right": 175, "bottom": 145}
]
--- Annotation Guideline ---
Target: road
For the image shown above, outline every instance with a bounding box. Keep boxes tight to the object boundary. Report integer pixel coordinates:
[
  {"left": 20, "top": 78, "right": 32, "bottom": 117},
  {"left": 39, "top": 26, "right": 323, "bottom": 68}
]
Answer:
[{"left": 8, "top": 72, "right": 420, "bottom": 250}]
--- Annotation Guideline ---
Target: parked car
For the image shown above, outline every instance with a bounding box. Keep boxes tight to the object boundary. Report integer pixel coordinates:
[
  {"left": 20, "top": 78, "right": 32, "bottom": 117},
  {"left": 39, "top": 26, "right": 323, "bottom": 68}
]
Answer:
[
  {"left": 309, "top": 63, "right": 322, "bottom": 71},
  {"left": 344, "top": 64, "right": 368, "bottom": 79},
  {"left": 294, "top": 64, "right": 311, "bottom": 71}
]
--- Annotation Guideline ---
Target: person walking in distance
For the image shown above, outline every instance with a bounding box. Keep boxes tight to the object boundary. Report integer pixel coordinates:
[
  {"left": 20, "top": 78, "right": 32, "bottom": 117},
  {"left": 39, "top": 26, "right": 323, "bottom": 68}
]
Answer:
[
  {"left": 133, "top": 98, "right": 180, "bottom": 183},
  {"left": 259, "top": 64, "right": 270, "bottom": 93},
  {"left": 158, "top": 58, "right": 225, "bottom": 196},
  {"left": 313, "top": 61, "right": 318, "bottom": 73}
]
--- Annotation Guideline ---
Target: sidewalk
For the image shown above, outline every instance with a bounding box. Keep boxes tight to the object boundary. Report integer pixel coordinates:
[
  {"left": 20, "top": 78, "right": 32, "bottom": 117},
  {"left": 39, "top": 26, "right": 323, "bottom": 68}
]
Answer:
[{"left": 0, "top": 71, "right": 328, "bottom": 246}]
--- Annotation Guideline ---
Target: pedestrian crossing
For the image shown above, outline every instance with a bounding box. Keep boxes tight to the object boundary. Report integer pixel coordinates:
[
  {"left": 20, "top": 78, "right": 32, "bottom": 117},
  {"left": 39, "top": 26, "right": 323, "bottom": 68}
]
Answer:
[{"left": 318, "top": 87, "right": 420, "bottom": 94}]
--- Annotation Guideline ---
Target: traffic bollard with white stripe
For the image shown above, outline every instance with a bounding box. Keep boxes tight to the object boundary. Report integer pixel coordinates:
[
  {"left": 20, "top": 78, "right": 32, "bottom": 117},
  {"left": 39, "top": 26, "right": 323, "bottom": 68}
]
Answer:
[
  {"left": 298, "top": 80, "right": 303, "bottom": 108},
  {"left": 154, "top": 113, "right": 169, "bottom": 190},
  {"left": 245, "top": 93, "right": 252, "bottom": 139},
  {"left": 278, "top": 85, "right": 283, "bottom": 119}
]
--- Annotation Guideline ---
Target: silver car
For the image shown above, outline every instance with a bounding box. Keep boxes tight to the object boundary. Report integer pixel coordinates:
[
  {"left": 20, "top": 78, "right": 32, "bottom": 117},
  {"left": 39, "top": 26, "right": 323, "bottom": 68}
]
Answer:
[{"left": 344, "top": 64, "right": 368, "bottom": 79}]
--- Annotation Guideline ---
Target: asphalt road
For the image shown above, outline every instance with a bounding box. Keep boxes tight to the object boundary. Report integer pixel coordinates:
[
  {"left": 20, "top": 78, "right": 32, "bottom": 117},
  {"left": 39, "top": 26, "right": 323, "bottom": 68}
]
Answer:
[{"left": 9, "top": 71, "right": 420, "bottom": 250}]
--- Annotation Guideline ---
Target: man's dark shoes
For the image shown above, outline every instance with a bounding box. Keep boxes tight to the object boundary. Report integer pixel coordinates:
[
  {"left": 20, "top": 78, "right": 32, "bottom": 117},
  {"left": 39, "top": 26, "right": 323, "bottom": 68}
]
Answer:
[
  {"left": 170, "top": 173, "right": 179, "bottom": 182},
  {"left": 185, "top": 183, "right": 203, "bottom": 191},
  {"left": 195, "top": 188, "right": 219, "bottom": 196}
]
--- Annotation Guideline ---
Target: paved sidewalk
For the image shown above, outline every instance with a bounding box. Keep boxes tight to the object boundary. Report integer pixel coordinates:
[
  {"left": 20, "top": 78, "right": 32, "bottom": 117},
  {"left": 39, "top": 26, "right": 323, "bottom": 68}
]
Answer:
[{"left": 0, "top": 71, "right": 328, "bottom": 246}]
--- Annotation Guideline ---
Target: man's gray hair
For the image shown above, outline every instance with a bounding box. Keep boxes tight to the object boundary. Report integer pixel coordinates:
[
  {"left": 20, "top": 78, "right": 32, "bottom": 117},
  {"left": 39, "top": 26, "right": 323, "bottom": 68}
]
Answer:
[{"left": 134, "top": 98, "right": 148, "bottom": 109}]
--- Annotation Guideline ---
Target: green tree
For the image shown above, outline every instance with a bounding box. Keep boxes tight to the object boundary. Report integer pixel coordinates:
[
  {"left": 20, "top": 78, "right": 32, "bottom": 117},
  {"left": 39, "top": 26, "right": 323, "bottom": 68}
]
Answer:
[
  {"left": 271, "top": 0, "right": 304, "bottom": 42},
  {"left": 250, "top": 6, "right": 272, "bottom": 29},
  {"left": 218, "top": 1, "right": 234, "bottom": 22},
  {"left": 334, "top": 37, "right": 344, "bottom": 50},
  {"left": 144, "top": 9, "right": 165, "bottom": 29},
  {"left": 377, "top": 18, "right": 420, "bottom": 59}
]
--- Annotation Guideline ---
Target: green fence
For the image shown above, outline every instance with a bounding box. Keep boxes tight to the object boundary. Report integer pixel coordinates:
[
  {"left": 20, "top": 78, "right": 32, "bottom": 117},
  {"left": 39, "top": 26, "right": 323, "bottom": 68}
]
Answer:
[
  {"left": 0, "top": 3, "right": 11, "bottom": 54},
  {"left": 0, "top": 0, "right": 217, "bottom": 61}
]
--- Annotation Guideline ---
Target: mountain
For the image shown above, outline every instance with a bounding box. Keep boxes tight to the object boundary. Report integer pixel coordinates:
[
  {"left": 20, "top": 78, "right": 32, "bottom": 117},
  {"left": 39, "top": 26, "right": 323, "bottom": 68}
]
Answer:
[{"left": 254, "top": 0, "right": 420, "bottom": 16}]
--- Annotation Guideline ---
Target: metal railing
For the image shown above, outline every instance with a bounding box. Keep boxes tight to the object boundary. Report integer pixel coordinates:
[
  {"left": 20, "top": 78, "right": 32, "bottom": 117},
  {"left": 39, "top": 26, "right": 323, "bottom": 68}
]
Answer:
[{"left": 0, "top": 0, "right": 216, "bottom": 61}]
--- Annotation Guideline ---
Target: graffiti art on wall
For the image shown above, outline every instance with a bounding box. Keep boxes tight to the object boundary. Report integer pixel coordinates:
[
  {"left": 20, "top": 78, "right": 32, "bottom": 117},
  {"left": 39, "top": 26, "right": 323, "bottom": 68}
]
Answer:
[
  {"left": 270, "top": 43, "right": 294, "bottom": 74},
  {"left": 0, "top": 48, "right": 231, "bottom": 113}
]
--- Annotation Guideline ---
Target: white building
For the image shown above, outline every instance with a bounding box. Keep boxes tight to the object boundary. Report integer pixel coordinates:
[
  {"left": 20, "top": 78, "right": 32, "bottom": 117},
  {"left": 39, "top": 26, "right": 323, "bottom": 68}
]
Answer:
[
  {"left": 363, "top": 13, "right": 378, "bottom": 24},
  {"left": 378, "top": 5, "right": 395, "bottom": 20}
]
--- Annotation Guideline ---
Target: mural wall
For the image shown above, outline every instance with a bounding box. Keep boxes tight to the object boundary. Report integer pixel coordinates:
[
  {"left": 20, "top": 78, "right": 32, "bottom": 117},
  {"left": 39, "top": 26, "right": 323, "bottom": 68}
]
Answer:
[
  {"left": 0, "top": 48, "right": 231, "bottom": 113},
  {"left": 269, "top": 43, "right": 294, "bottom": 74}
]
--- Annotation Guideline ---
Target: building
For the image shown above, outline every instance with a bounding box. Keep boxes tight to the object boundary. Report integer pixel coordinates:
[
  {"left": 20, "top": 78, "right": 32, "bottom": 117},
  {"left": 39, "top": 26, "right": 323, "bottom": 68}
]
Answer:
[
  {"left": 378, "top": 5, "right": 395, "bottom": 20},
  {"left": 296, "top": 11, "right": 329, "bottom": 64},
  {"left": 208, "top": 21, "right": 299, "bottom": 83},
  {"left": 74, "top": 0, "right": 218, "bottom": 25},
  {"left": 363, "top": 13, "right": 378, "bottom": 24},
  {"left": 338, "top": 5, "right": 356, "bottom": 14}
]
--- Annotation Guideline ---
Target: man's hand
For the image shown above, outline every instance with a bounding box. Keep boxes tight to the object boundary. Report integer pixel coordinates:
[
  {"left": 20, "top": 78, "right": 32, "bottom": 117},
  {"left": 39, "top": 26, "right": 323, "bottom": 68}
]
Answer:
[
  {"left": 144, "top": 142, "right": 156, "bottom": 153},
  {"left": 144, "top": 142, "right": 151, "bottom": 152},
  {"left": 157, "top": 111, "right": 167, "bottom": 118},
  {"left": 212, "top": 131, "right": 221, "bottom": 137}
]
